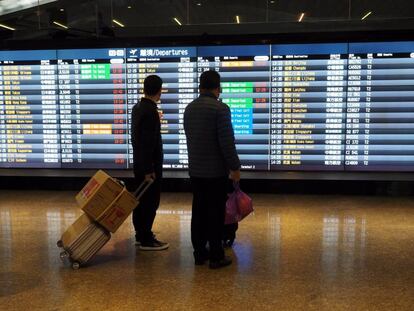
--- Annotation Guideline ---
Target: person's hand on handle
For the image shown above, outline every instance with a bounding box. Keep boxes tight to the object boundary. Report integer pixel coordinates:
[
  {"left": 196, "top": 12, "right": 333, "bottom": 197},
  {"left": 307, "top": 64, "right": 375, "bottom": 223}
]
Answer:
[
  {"left": 230, "top": 170, "right": 241, "bottom": 183},
  {"left": 145, "top": 172, "right": 156, "bottom": 182}
]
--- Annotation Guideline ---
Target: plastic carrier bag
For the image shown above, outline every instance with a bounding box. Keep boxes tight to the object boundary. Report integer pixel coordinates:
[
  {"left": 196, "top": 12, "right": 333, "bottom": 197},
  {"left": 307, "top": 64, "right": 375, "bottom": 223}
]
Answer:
[{"left": 225, "top": 182, "right": 253, "bottom": 225}]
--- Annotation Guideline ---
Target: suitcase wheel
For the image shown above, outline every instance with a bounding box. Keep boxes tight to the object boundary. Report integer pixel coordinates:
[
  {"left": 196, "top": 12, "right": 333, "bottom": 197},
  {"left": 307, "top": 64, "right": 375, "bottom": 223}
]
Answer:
[
  {"left": 56, "top": 240, "right": 63, "bottom": 248},
  {"left": 223, "top": 239, "right": 235, "bottom": 248},
  {"left": 60, "top": 251, "right": 69, "bottom": 261},
  {"left": 72, "top": 262, "right": 80, "bottom": 270}
]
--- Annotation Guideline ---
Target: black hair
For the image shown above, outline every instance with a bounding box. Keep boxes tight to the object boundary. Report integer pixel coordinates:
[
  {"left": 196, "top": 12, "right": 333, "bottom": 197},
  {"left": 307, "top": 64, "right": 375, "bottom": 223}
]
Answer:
[
  {"left": 144, "top": 75, "right": 163, "bottom": 96},
  {"left": 199, "top": 70, "right": 221, "bottom": 90}
]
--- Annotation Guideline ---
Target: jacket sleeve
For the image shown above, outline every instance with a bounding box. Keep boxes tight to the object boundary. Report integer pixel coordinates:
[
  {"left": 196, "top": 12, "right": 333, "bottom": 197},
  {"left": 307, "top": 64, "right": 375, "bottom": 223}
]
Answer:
[
  {"left": 216, "top": 103, "right": 241, "bottom": 171},
  {"left": 131, "top": 106, "right": 158, "bottom": 175}
]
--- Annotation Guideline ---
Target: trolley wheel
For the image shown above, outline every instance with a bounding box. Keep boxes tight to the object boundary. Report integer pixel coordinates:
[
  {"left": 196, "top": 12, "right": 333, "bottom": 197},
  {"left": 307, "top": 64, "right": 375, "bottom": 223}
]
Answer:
[
  {"left": 59, "top": 251, "right": 68, "bottom": 261},
  {"left": 56, "top": 240, "right": 63, "bottom": 248},
  {"left": 72, "top": 262, "right": 80, "bottom": 270}
]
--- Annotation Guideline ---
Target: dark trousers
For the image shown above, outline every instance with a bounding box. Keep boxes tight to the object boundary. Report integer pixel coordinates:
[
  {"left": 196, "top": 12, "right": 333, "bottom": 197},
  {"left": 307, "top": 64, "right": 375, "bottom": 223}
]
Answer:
[
  {"left": 190, "top": 176, "right": 228, "bottom": 262},
  {"left": 132, "top": 169, "right": 162, "bottom": 243}
]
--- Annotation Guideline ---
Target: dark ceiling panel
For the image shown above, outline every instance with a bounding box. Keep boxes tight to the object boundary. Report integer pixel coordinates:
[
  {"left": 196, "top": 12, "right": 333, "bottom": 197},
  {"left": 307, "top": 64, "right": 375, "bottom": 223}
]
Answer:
[{"left": 0, "top": 0, "right": 413, "bottom": 38}]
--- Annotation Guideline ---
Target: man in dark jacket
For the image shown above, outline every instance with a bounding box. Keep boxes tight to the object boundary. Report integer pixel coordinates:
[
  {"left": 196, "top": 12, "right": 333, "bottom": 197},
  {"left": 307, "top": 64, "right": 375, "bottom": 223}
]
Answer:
[
  {"left": 131, "top": 75, "right": 169, "bottom": 251},
  {"left": 184, "top": 70, "right": 241, "bottom": 269}
]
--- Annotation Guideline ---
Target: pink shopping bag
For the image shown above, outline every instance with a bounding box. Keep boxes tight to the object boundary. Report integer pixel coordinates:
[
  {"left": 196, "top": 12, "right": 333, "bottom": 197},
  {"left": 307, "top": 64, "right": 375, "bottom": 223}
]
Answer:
[{"left": 225, "top": 182, "right": 253, "bottom": 224}]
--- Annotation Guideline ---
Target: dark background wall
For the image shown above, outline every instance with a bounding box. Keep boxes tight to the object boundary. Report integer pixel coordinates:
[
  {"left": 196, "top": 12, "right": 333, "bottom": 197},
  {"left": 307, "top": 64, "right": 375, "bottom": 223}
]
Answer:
[{"left": 1, "top": 176, "right": 413, "bottom": 197}]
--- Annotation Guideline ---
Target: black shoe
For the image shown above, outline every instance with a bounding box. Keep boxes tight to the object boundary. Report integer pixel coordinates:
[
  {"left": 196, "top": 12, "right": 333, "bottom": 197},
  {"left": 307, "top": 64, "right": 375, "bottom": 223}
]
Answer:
[
  {"left": 194, "top": 255, "right": 208, "bottom": 266},
  {"left": 195, "top": 258, "right": 207, "bottom": 265},
  {"left": 209, "top": 256, "right": 232, "bottom": 269},
  {"left": 194, "top": 250, "right": 209, "bottom": 265},
  {"left": 139, "top": 237, "right": 169, "bottom": 251},
  {"left": 135, "top": 233, "right": 156, "bottom": 246}
]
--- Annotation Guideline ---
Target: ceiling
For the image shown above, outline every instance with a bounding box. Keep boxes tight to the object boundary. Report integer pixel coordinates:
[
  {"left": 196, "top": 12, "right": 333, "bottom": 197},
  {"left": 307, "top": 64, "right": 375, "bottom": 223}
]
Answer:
[{"left": 0, "top": 0, "right": 413, "bottom": 35}]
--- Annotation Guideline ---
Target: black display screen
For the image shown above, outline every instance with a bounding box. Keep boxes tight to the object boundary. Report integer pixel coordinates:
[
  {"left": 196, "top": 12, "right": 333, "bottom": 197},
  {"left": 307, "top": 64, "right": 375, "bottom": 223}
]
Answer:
[
  {"left": 0, "top": 42, "right": 414, "bottom": 172},
  {"left": 0, "top": 50, "right": 59, "bottom": 168},
  {"left": 270, "top": 43, "right": 347, "bottom": 170},
  {"left": 345, "top": 42, "right": 414, "bottom": 171}
]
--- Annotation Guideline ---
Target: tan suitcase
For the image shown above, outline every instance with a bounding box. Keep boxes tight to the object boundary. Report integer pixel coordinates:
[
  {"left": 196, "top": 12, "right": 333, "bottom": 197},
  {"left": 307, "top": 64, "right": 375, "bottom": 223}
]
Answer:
[{"left": 57, "top": 213, "right": 111, "bottom": 269}]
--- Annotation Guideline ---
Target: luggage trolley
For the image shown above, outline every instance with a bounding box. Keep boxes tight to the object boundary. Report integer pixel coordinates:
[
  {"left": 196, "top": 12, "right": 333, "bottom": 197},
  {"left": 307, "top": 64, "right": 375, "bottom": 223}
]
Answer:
[{"left": 57, "top": 180, "right": 153, "bottom": 269}]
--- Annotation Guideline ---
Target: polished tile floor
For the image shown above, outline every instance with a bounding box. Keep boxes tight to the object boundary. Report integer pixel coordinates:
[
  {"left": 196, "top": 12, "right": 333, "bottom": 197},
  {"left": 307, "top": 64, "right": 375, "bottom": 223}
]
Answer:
[{"left": 0, "top": 190, "right": 413, "bottom": 310}]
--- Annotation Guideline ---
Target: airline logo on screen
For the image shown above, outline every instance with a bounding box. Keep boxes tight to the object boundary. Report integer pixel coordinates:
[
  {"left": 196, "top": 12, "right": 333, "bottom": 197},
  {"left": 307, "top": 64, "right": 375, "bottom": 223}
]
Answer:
[{"left": 129, "top": 48, "right": 190, "bottom": 58}]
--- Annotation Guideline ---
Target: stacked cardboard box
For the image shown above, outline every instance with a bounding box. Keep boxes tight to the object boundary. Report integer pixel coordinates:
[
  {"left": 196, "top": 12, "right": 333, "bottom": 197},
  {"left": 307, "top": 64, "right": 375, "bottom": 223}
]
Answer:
[
  {"left": 75, "top": 170, "right": 138, "bottom": 233},
  {"left": 96, "top": 189, "right": 138, "bottom": 233}
]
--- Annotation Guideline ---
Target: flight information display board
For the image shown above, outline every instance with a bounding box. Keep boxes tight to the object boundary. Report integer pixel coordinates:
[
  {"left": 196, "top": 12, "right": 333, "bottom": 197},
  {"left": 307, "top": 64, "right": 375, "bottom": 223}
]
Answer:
[
  {"left": 270, "top": 43, "right": 347, "bottom": 170},
  {"left": 346, "top": 42, "right": 414, "bottom": 171},
  {"left": 126, "top": 47, "right": 198, "bottom": 169},
  {"left": 198, "top": 45, "right": 270, "bottom": 170},
  {"left": 57, "top": 48, "right": 128, "bottom": 169},
  {"left": 0, "top": 50, "right": 60, "bottom": 168},
  {"left": 0, "top": 41, "right": 414, "bottom": 174}
]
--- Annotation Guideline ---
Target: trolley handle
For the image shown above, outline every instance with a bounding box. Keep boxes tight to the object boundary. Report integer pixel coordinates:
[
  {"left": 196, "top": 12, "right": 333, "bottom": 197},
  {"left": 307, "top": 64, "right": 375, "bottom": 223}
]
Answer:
[{"left": 133, "top": 179, "right": 154, "bottom": 200}]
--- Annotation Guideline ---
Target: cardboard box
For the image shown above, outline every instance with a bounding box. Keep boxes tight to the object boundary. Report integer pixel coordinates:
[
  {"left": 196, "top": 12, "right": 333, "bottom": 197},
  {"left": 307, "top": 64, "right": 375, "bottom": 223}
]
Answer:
[
  {"left": 76, "top": 170, "right": 124, "bottom": 220},
  {"left": 97, "top": 189, "right": 138, "bottom": 233}
]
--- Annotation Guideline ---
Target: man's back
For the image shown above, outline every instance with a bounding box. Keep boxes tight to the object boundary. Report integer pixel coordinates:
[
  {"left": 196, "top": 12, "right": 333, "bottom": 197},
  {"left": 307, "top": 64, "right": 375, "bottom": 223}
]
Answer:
[
  {"left": 184, "top": 93, "right": 240, "bottom": 178},
  {"left": 131, "top": 97, "right": 163, "bottom": 175}
]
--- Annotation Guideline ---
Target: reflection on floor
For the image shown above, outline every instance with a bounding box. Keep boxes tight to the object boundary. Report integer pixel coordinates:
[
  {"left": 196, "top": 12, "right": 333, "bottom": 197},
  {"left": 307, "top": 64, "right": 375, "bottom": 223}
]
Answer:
[{"left": 0, "top": 190, "right": 413, "bottom": 310}]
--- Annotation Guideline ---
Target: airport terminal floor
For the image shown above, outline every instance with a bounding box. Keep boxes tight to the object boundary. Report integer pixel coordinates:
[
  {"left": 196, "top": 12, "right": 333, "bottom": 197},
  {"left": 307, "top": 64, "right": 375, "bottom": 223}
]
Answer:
[{"left": 0, "top": 190, "right": 413, "bottom": 311}]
